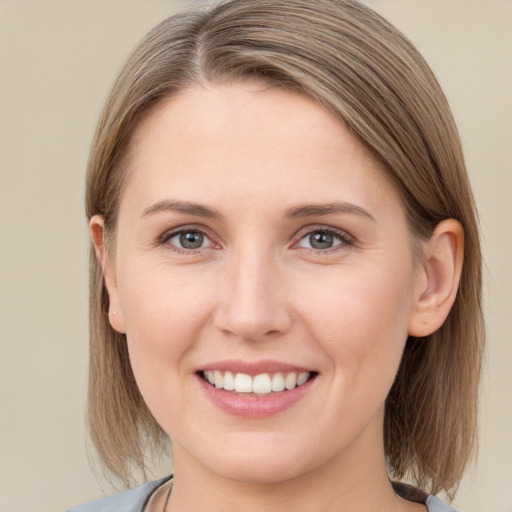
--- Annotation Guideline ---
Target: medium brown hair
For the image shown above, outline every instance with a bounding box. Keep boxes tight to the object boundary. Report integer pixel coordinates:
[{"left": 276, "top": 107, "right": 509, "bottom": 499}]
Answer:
[{"left": 85, "top": 0, "right": 484, "bottom": 497}]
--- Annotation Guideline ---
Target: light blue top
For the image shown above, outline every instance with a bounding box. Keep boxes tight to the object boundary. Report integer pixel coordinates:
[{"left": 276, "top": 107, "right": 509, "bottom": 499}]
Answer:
[
  {"left": 65, "top": 476, "right": 458, "bottom": 512},
  {"left": 65, "top": 476, "right": 169, "bottom": 512}
]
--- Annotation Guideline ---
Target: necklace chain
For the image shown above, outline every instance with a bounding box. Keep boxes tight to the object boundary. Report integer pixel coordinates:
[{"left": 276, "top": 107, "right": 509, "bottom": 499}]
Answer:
[
  {"left": 161, "top": 481, "right": 413, "bottom": 512},
  {"left": 162, "top": 480, "right": 172, "bottom": 512}
]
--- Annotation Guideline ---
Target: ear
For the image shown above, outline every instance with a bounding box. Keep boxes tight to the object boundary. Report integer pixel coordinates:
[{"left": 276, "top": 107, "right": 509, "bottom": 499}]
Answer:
[
  {"left": 89, "top": 215, "right": 126, "bottom": 334},
  {"left": 408, "top": 219, "right": 464, "bottom": 337}
]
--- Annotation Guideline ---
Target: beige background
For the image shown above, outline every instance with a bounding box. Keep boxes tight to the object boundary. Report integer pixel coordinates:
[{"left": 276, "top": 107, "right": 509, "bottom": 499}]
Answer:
[{"left": 0, "top": 1, "right": 510, "bottom": 511}]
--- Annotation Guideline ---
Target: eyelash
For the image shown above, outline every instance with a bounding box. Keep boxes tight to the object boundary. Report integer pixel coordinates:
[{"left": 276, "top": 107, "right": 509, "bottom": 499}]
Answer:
[
  {"left": 158, "top": 225, "right": 217, "bottom": 254},
  {"left": 158, "top": 225, "right": 354, "bottom": 255},
  {"left": 293, "top": 226, "right": 354, "bottom": 254}
]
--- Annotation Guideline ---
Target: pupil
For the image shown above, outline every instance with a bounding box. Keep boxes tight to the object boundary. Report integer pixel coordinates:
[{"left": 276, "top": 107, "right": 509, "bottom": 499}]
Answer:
[
  {"left": 310, "top": 232, "right": 333, "bottom": 249},
  {"left": 180, "top": 232, "right": 204, "bottom": 249}
]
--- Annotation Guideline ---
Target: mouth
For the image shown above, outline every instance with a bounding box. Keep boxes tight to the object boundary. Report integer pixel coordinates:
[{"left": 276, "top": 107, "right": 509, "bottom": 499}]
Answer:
[{"left": 199, "top": 370, "right": 317, "bottom": 395}]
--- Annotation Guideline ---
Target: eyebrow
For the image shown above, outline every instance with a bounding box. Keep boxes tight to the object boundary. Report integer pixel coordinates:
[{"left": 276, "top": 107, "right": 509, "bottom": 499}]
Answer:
[
  {"left": 285, "top": 202, "right": 376, "bottom": 222},
  {"left": 140, "top": 200, "right": 224, "bottom": 220},
  {"left": 140, "top": 199, "right": 375, "bottom": 222}
]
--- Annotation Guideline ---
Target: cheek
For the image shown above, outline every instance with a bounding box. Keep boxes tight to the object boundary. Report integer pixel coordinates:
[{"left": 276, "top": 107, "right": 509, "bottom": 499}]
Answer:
[
  {"left": 116, "top": 262, "right": 216, "bottom": 385},
  {"left": 115, "top": 265, "right": 221, "bottom": 434},
  {"left": 294, "top": 262, "right": 414, "bottom": 377}
]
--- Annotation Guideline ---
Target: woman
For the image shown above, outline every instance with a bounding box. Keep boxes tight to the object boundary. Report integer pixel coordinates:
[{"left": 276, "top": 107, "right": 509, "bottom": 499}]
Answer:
[{"left": 69, "top": 0, "right": 484, "bottom": 510}]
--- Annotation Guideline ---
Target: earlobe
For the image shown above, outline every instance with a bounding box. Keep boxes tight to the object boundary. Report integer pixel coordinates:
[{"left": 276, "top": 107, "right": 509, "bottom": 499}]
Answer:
[
  {"left": 408, "top": 219, "right": 464, "bottom": 337},
  {"left": 89, "top": 215, "right": 126, "bottom": 334}
]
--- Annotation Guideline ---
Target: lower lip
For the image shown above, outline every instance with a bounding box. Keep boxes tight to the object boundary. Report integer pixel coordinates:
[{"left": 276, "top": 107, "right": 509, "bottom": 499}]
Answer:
[{"left": 197, "top": 375, "right": 315, "bottom": 419}]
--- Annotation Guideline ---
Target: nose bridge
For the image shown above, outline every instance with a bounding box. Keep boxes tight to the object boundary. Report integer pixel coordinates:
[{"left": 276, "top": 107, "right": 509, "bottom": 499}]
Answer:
[{"left": 214, "top": 242, "right": 291, "bottom": 341}]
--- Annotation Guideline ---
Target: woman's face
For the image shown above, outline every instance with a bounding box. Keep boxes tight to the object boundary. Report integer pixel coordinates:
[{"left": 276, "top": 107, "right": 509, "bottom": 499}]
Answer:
[{"left": 100, "top": 83, "right": 426, "bottom": 484}]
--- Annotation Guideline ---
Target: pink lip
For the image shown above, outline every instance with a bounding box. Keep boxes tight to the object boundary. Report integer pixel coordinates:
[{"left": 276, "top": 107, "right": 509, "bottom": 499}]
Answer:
[
  {"left": 196, "top": 360, "right": 317, "bottom": 419},
  {"left": 199, "top": 359, "right": 312, "bottom": 376}
]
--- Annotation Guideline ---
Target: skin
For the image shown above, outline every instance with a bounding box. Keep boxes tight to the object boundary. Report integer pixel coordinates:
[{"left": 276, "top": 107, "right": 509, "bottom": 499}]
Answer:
[{"left": 91, "top": 83, "right": 463, "bottom": 512}]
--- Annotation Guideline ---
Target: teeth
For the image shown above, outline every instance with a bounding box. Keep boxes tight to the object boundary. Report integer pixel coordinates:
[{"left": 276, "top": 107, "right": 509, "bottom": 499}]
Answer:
[
  {"left": 284, "top": 373, "right": 297, "bottom": 390},
  {"left": 234, "top": 373, "right": 253, "bottom": 393},
  {"left": 271, "top": 373, "right": 285, "bottom": 392},
  {"left": 223, "top": 371, "right": 235, "bottom": 391},
  {"left": 253, "top": 374, "right": 272, "bottom": 394},
  {"left": 205, "top": 370, "right": 215, "bottom": 385},
  {"left": 214, "top": 370, "right": 223, "bottom": 388},
  {"left": 203, "top": 370, "right": 311, "bottom": 394},
  {"left": 297, "top": 372, "right": 309, "bottom": 386}
]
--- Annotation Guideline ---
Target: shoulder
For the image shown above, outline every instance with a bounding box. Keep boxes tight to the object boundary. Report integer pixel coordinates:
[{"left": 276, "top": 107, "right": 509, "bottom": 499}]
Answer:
[
  {"left": 64, "top": 476, "right": 172, "bottom": 512},
  {"left": 426, "top": 494, "right": 459, "bottom": 512},
  {"left": 393, "top": 482, "right": 459, "bottom": 512}
]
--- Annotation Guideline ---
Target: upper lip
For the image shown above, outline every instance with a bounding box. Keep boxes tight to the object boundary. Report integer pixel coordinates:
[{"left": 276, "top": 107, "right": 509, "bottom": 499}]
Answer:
[{"left": 198, "top": 359, "right": 314, "bottom": 376}]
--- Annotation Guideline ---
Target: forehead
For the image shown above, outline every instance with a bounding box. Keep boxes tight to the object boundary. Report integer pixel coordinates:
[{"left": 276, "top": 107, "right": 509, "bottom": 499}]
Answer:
[
  {"left": 122, "top": 83, "right": 401, "bottom": 216},
  {"left": 132, "top": 83, "right": 373, "bottom": 160}
]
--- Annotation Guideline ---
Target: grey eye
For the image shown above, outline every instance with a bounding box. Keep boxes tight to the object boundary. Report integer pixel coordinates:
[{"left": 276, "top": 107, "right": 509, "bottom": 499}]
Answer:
[
  {"left": 309, "top": 232, "right": 334, "bottom": 249},
  {"left": 296, "top": 230, "right": 345, "bottom": 250},
  {"left": 180, "top": 231, "right": 204, "bottom": 249},
  {"left": 169, "top": 230, "right": 210, "bottom": 250}
]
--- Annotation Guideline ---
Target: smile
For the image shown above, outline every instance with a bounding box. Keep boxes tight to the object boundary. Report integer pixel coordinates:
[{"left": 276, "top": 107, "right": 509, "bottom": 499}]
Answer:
[
  {"left": 201, "top": 370, "right": 312, "bottom": 394},
  {"left": 197, "top": 361, "right": 318, "bottom": 418}
]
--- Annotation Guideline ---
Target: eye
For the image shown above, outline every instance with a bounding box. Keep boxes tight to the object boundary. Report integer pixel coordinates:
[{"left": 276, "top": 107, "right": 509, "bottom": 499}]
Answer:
[
  {"left": 296, "top": 228, "right": 349, "bottom": 251},
  {"left": 165, "top": 229, "right": 214, "bottom": 251}
]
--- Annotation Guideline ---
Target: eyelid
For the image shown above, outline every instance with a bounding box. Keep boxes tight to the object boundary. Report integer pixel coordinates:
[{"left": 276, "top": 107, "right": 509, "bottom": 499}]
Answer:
[
  {"left": 156, "top": 223, "right": 355, "bottom": 253},
  {"left": 158, "top": 224, "right": 219, "bottom": 249},
  {"left": 292, "top": 225, "right": 355, "bottom": 251}
]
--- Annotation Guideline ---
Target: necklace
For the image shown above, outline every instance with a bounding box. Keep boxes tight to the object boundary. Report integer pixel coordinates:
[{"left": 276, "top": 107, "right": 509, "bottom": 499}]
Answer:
[
  {"left": 162, "top": 480, "right": 173, "bottom": 512},
  {"left": 162, "top": 480, "right": 414, "bottom": 512}
]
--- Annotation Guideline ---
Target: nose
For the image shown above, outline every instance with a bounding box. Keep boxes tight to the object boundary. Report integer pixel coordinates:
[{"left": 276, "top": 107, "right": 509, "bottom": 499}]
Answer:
[{"left": 213, "top": 247, "right": 292, "bottom": 342}]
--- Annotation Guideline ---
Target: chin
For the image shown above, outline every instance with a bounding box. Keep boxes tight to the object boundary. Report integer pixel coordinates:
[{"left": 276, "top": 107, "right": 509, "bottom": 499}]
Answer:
[
  {"left": 214, "top": 459, "right": 308, "bottom": 485},
  {"left": 192, "top": 440, "right": 323, "bottom": 485}
]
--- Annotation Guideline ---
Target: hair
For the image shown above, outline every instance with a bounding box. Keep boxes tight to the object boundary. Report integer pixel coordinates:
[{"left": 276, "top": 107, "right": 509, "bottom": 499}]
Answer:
[{"left": 85, "top": 0, "right": 484, "bottom": 498}]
